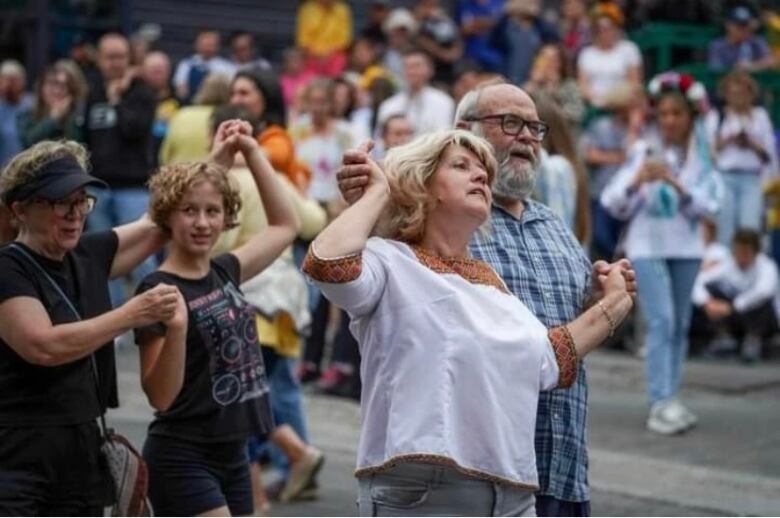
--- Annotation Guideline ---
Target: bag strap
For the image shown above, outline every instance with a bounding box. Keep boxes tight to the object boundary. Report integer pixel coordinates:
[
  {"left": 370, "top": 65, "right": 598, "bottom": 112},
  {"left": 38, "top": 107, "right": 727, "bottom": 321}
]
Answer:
[{"left": 8, "top": 243, "right": 110, "bottom": 440}]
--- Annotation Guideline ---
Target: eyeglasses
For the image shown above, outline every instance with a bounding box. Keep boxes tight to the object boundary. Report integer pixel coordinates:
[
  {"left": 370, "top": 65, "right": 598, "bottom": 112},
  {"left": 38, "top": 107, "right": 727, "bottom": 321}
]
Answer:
[
  {"left": 36, "top": 194, "right": 97, "bottom": 217},
  {"left": 465, "top": 114, "right": 549, "bottom": 140}
]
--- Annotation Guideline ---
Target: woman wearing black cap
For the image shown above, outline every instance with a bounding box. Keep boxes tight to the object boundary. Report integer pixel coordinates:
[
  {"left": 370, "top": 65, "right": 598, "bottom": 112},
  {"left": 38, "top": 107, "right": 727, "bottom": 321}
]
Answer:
[{"left": 0, "top": 140, "right": 181, "bottom": 515}]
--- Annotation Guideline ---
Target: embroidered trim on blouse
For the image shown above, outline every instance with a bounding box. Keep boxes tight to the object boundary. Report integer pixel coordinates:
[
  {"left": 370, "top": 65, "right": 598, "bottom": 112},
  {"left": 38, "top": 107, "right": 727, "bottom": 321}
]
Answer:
[
  {"left": 411, "top": 246, "right": 509, "bottom": 294},
  {"left": 548, "top": 326, "right": 579, "bottom": 388},
  {"left": 302, "top": 247, "right": 362, "bottom": 283},
  {"left": 354, "top": 454, "right": 540, "bottom": 490}
]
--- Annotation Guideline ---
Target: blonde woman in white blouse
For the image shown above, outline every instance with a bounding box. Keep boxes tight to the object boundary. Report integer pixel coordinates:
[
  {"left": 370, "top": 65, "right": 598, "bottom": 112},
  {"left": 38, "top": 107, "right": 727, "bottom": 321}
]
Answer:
[{"left": 302, "top": 130, "right": 633, "bottom": 517}]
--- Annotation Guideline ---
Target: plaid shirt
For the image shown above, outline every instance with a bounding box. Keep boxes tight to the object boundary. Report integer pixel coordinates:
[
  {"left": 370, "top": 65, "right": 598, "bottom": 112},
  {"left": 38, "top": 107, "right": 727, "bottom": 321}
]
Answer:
[{"left": 470, "top": 200, "right": 592, "bottom": 502}]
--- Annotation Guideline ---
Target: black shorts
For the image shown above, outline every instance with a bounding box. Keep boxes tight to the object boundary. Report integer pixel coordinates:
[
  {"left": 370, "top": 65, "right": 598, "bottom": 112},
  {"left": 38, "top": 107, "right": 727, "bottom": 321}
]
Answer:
[
  {"left": 143, "top": 434, "right": 253, "bottom": 516},
  {"left": 0, "top": 421, "right": 109, "bottom": 516}
]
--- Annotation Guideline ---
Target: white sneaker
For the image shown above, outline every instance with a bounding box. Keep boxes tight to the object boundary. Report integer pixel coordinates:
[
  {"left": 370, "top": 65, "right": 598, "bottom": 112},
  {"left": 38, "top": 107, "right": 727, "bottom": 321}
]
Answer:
[
  {"left": 647, "top": 401, "right": 688, "bottom": 435},
  {"left": 667, "top": 398, "right": 698, "bottom": 429},
  {"left": 279, "top": 447, "right": 325, "bottom": 502}
]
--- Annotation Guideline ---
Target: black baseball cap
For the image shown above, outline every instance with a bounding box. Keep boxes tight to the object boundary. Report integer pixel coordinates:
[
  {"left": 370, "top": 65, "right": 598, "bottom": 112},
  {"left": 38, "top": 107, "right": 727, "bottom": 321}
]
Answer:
[
  {"left": 2, "top": 156, "right": 107, "bottom": 204},
  {"left": 727, "top": 6, "right": 755, "bottom": 25}
]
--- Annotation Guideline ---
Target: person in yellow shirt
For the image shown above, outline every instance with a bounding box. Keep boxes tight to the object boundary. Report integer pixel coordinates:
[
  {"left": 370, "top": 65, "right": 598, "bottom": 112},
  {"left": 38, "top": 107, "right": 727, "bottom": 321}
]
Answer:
[
  {"left": 159, "top": 74, "right": 230, "bottom": 165},
  {"left": 764, "top": 176, "right": 780, "bottom": 269},
  {"left": 208, "top": 106, "right": 328, "bottom": 509},
  {"left": 296, "top": 0, "right": 353, "bottom": 77}
]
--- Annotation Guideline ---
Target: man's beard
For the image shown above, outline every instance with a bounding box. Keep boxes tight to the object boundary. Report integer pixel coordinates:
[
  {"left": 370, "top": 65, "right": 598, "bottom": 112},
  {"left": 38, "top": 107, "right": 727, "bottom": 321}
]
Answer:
[{"left": 491, "top": 144, "right": 538, "bottom": 201}]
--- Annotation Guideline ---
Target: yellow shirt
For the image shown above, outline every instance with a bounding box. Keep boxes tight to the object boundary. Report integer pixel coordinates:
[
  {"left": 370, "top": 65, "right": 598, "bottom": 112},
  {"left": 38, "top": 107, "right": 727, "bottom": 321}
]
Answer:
[
  {"left": 159, "top": 106, "right": 214, "bottom": 166},
  {"left": 765, "top": 178, "right": 780, "bottom": 230},
  {"left": 296, "top": 0, "right": 353, "bottom": 56}
]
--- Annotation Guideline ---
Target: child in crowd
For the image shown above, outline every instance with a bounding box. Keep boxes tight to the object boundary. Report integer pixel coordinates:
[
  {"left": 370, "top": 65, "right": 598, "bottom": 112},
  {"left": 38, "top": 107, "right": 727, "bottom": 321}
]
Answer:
[
  {"left": 692, "top": 229, "right": 779, "bottom": 363},
  {"left": 134, "top": 120, "right": 300, "bottom": 516}
]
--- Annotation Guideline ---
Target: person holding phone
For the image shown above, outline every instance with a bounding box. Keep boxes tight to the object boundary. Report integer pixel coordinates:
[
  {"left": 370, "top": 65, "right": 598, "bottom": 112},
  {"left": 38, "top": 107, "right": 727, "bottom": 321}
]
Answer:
[{"left": 601, "top": 72, "right": 721, "bottom": 436}]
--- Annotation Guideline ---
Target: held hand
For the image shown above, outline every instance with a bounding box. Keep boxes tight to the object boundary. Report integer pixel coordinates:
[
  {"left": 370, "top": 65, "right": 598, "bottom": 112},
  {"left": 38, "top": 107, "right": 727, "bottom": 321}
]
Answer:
[
  {"left": 164, "top": 288, "right": 188, "bottom": 330},
  {"left": 593, "top": 259, "right": 637, "bottom": 300},
  {"left": 210, "top": 120, "right": 242, "bottom": 170},
  {"left": 124, "top": 283, "right": 180, "bottom": 328},
  {"left": 233, "top": 120, "right": 261, "bottom": 156},
  {"left": 602, "top": 265, "right": 629, "bottom": 298},
  {"left": 365, "top": 155, "right": 390, "bottom": 196},
  {"left": 337, "top": 140, "right": 375, "bottom": 205}
]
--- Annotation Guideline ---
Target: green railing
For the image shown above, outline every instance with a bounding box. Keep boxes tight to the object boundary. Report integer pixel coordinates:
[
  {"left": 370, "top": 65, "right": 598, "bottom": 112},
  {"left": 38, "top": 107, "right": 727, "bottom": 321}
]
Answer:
[
  {"left": 630, "top": 22, "right": 720, "bottom": 73},
  {"left": 631, "top": 22, "right": 780, "bottom": 126}
]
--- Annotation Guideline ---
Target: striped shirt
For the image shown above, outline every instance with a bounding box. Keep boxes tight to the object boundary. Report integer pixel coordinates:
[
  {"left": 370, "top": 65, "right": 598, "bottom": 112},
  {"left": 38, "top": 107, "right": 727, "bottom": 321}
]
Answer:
[{"left": 470, "top": 199, "right": 593, "bottom": 502}]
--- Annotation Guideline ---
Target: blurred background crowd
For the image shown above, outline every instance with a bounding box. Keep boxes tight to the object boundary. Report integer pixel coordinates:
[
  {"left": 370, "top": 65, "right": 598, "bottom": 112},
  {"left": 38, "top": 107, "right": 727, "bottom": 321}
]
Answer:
[{"left": 1, "top": 0, "right": 780, "bottom": 503}]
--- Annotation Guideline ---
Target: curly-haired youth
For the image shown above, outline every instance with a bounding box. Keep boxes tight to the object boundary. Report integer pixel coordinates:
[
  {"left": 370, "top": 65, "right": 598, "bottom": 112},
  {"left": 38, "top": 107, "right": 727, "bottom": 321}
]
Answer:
[{"left": 148, "top": 161, "right": 242, "bottom": 232}]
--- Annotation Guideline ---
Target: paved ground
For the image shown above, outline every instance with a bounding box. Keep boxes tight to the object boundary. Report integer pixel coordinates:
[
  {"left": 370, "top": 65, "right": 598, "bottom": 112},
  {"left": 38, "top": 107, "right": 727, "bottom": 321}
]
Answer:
[{"left": 109, "top": 347, "right": 780, "bottom": 516}]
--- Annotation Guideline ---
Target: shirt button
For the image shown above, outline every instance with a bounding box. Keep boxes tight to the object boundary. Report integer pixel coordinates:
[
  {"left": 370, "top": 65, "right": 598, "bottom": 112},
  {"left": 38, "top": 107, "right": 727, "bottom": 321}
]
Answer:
[{"left": 554, "top": 413, "right": 561, "bottom": 420}]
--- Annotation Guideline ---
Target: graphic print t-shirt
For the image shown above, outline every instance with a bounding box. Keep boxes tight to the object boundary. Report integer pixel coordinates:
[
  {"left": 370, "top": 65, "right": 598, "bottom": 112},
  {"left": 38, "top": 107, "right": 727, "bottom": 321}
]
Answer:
[{"left": 134, "top": 254, "right": 272, "bottom": 442}]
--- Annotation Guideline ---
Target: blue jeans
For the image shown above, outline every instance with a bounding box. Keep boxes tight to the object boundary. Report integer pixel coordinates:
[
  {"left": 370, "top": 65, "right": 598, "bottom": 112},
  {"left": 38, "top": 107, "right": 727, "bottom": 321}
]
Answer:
[
  {"left": 717, "top": 170, "right": 763, "bottom": 245},
  {"left": 248, "top": 349, "right": 309, "bottom": 476},
  {"left": 88, "top": 187, "right": 158, "bottom": 306},
  {"left": 357, "top": 462, "right": 536, "bottom": 517},
  {"left": 634, "top": 258, "right": 700, "bottom": 405}
]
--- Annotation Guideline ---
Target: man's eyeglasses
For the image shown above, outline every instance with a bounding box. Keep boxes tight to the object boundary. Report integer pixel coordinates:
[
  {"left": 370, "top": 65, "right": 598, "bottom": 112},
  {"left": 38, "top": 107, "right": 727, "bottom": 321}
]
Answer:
[
  {"left": 465, "top": 114, "right": 549, "bottom": 140},
  {"left": 36, "top": 194, "right": 97, "bottom": 217}
]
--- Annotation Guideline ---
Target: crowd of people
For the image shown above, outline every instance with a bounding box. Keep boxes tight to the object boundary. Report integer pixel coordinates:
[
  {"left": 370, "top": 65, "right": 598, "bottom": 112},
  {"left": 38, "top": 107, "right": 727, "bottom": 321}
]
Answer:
[{"left": 1, "top": 0, "right": 780, "bottom": 516}]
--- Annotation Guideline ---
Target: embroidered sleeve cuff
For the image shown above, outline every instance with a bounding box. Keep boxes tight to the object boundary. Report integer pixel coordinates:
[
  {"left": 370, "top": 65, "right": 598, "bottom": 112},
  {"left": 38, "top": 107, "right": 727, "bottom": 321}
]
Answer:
[
  {"left": 302, "top": 246, "right": 363, "bottom": 283},
  {"left": 548, "top": 326, "right": 579, "bottom": 388}
]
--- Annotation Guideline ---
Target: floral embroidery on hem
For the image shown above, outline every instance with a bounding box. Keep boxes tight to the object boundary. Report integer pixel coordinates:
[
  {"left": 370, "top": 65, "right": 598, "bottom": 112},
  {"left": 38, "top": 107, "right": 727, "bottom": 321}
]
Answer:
[
  {"left": 410, "top": 246, "right": 509, "bottom": 294},
  {"left": 548, "top": 326, "right": 579, "bottom": 388},
  {"left": 354, "top": 453, "right": 540, "bottom": 490},
  {"left": 302, "top": 247, "right": 362, "bottom": 283}
]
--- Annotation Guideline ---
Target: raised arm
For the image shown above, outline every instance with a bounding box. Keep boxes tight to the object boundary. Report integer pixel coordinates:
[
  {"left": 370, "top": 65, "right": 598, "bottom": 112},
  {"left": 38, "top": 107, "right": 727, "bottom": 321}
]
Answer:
[
  {"left": 220, "top": 121, "right": 300, "bottom": 283},
  {"left": 548, "top": 267, "right": 633, "bottom": 388},
  {"left": 0, "top": 283, "right": 180, "bottom": 367},
  {"left": 564, "top": 266, "right": 633, "bottom": 358},
  {"left": 311, "top": 144, "right": 389, "bottom": 259},
  {"left": 110, "top": 213, "right": 167, "bottom": 279}
]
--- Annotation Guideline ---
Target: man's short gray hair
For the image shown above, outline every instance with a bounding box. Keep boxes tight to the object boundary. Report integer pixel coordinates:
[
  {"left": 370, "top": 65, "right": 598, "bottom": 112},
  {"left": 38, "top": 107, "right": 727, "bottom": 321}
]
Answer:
[
  {"left": 453, "top": 76, "right": 509, "bottom": 125},
  {"left": 0, "top": 60, "right": 25, "bottom": 79}
]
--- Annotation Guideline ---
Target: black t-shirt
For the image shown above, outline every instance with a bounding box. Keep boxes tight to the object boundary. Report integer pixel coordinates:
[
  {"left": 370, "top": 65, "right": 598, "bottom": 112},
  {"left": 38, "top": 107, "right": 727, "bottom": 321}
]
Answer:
[
  {"left": 134, "top": 254, "right": 273, "bottom": 443},
  {"left": 0, "top": 231, "right": 119, "bottom": 427}
]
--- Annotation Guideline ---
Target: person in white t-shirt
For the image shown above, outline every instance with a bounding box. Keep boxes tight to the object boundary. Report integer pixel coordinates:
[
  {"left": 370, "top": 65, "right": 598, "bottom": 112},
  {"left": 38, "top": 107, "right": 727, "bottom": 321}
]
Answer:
[
  {"left": 692, "top": 229, "right": 779, "bottom": 363},
  {"left": 290, "top": 78, "right": 355, "bottom": 210},
  {"left": 302, "top": 130, "right": 633, "bottom": 516},
  {"left": 576, "top": 3, "right": 642, "bottom": 108},
  {"left": 376, "top": 49, "right": 455, "bottom": 136}
]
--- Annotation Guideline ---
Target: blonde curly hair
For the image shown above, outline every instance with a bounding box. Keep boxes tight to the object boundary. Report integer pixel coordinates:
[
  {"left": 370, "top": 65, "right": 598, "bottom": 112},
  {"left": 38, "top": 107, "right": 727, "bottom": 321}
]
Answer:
[
  {"left": 382, "top": 130, "right": 497, "bottom": 243},
  {"left": 148, "top": 161, "right": 242, "bottom": 232},
  {"left": 0, "top": 140, "right": 90, "bottom": 206}
]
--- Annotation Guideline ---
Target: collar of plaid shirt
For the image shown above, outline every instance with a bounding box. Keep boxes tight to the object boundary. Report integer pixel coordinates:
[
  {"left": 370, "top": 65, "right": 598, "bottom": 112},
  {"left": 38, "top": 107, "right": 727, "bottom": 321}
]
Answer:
[{"left": 470, "top": 198, "right": 594, "bottom": 502}]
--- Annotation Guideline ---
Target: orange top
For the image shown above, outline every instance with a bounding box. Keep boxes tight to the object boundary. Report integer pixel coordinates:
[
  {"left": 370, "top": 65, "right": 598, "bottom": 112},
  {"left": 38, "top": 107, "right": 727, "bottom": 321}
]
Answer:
[{"left": 257, "top": 125, "right": 311, "bottom": 193}]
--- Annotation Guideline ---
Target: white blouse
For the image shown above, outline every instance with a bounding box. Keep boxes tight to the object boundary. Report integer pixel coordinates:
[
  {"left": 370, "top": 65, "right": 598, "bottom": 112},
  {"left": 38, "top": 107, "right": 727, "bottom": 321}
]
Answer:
[
  {"left": 704, "top": 107, "right": 779, "bottom": 180},
  {"left": 303, "top": 237, "right": 577, "bottom": 489},
  {"left": 600, "top": 136, "right": 721, "bottom": 260}
]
